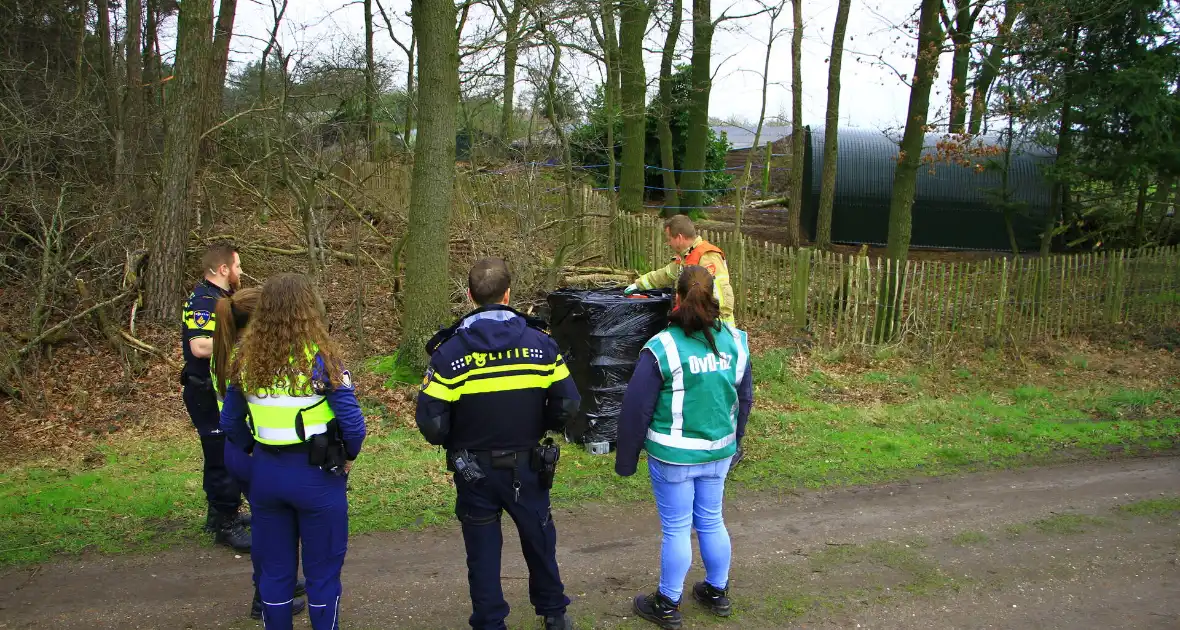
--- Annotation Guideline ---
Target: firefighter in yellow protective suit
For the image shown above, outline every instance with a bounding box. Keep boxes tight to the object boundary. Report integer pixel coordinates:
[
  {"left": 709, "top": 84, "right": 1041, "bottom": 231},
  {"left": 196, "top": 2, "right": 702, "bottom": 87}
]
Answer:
[{"left": 624, "top": 215, "right": 735, "bottom": 325}]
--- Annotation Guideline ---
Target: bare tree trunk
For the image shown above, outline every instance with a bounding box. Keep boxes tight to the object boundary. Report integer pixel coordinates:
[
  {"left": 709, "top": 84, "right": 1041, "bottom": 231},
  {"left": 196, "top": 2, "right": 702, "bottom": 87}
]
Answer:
[
  {"left": 96, "top": 0, "right": 122, "bottom": 171},
  {"left": 1148, "top": 175, "right": 1176, "bottom": 245},
  {"left": 365, "top": 0, "right": 377, "bottom": 158},
  {"left": 540, "top": 25, "right": 578, "bottom": 286},
  {"left": 816, "top": 0, "right": 851, "bottom": 249},
  {"left": 618, "top": 0, "right": 651, "bottom": 213},
  {"left": 681, "top": 0, "right": 712, "bottom": 212},
  {"left": 145, "top": 0, "right": 214, "bottom": 320},
  {"left": 1134, "top": 178, "right": 1150, "bottom": 247},
  {"left": 125, "top": 0, "right": 143, "bottom": 173},
  {"left": 875, "top": 0, "right": 942, "bottom": 341},
  {"left": 657, "top": 0, "right": 683, "bottom": 212},
  {"left": 143, "top": 0, "right": 161, "bottom": 117},
  {"left": 1043, "top": 24, "right": 1079, "bottom": 257},
  {"left": 598, "top": 2, "right": 621, "bottom": 193},
  {"left": 199, "top": 0, "right": 237, "bottom": 161},
  {"left": 404, "top": 34, "right": 415, "bottom": 144},
  {"left": 786, "top": 0, "right": 804, "bottom": 246},
  {"left": 947, "top": 0, "right": 980, "bottom": 134},
  {"left": 397, "top": 0, "right": 459, "bottom": 370},
  {"left": 968, "top": 0, "right": 1019, "bottom": 135},
  {"left": 498, "top": 0, "right": 524, "bottom": 148}
]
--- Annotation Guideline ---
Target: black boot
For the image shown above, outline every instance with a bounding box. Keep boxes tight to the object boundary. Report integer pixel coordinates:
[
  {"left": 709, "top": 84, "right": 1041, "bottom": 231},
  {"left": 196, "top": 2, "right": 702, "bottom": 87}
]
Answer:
[
  {"left": 211, "top": 511, "right": 251, "bottom": 552},
  {"left": 633, "top": 591, "right": 682, "bottom": 629},
  {"left": 236, "top": 511, "right": 251, "bottom": 528},
  {"left": 250, "top": 587, "right": 307, "bottom": 620},
  {"left": 731, "top": 445, "right": 745, "bottom": 468},
  {"left": 203, "top": 505, "right": 219, "bottom": 534},
  {"left": 543, "top": 613, "right": 573, "bottom": 630},
  {"left": 692, "top": 581, "right": 732, "bottom": 617}
]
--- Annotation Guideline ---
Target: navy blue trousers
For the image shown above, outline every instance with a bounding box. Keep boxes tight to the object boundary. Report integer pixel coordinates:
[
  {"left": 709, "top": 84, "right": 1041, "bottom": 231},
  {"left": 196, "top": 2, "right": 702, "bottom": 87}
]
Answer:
[
  {"left": 224, "top": 442, "right": 261, "bottom": 589},
  {"left": 182, "top": 384, "right": 242, "bottom": 516},
  {"left": 250, "top": 449, "right": 348, "bottom": 630},
  {"left": 454, "top": 456, "right": 569, "bottom": 629}
]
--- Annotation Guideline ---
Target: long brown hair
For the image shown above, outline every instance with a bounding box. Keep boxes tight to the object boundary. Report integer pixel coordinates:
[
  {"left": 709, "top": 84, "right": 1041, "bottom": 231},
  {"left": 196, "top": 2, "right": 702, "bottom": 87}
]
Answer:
[
  {"left": 669, "top": 265, "right": 722, "bottom": 355},
  {"left": 231, "top": 273, "right": 344, "bottom": 395},
  {"left": 212, "top": 287, "right": 261, "bottom": 397}
]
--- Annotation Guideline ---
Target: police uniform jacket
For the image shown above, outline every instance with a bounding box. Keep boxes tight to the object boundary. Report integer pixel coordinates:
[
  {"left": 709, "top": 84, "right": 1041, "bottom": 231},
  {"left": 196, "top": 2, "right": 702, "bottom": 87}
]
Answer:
[
  {"left": 415, "top": 305, "right": 580, "bottom": 452},
  {"left": 181, "top": 279, "right": 229, "bottom": 380}
]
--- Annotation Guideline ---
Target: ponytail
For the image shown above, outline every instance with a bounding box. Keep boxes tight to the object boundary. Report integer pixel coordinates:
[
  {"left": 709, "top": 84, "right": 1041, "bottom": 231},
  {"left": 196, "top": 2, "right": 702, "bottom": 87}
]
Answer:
[
  {"left": 668, "top": 265, "right": 722, "bottom": 356},
  {"left": 212, "top": 287, "right": 262, "bottom": 397},
  {"left": 212, "top": 297, "right": 238, "bottom": 397}
]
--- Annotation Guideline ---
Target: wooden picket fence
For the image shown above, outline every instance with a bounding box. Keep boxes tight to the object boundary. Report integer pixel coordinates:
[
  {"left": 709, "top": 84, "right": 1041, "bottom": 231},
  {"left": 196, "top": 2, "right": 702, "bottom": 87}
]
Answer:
[{"left": 610, "top": 213, "right": 1180, "bottom": 346}]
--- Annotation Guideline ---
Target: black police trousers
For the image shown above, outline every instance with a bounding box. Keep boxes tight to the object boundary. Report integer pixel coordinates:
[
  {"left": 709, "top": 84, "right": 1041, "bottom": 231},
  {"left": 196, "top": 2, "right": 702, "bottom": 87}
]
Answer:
[
  {"left": 181, "top": 383, "right": 242, "bottom": 517},
  {"left": 454, "top": 453, "right": 569, "bottom": 629}
]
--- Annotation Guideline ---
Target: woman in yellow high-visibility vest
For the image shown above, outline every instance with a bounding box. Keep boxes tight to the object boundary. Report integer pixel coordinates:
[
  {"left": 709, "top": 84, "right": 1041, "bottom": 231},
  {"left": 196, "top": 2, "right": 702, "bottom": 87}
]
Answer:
[
  {"left": 220, "top": 273, "right": 367, "bottom": 630},
  {"left": 212, "top": 287, "right": 308, "bottom": 620}
]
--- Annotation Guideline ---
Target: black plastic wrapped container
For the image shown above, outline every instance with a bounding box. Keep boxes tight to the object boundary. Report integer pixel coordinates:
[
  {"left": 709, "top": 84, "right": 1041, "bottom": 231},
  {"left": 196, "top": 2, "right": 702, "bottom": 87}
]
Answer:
[{"left": 545, "top": 288, "right": 673, "bottom": 445}]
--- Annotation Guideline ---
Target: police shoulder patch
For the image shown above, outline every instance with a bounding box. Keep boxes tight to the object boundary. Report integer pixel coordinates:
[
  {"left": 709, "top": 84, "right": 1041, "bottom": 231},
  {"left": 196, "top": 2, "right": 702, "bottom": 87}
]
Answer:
[
  {"left": 193, "top": 310, "right": 212, "bottom": 328},
  {"left": 421, "top": 367, "right": 434, "bottom": 390},
  {"left": 339, "top": 370, "right": 353, "bottom": 389}
]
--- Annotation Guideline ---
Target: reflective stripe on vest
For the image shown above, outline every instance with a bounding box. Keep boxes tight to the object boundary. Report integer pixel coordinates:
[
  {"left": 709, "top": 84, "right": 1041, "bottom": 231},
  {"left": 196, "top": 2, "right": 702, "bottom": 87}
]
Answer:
[
  {"left": 247, "top": 391, "right": 334, "bottom": 445},
  {"left": 243, "top": 346, "right": 336, "bottom": 446},
  {"left": 643, "top": 324, "right": 748, "bottom": 465}
]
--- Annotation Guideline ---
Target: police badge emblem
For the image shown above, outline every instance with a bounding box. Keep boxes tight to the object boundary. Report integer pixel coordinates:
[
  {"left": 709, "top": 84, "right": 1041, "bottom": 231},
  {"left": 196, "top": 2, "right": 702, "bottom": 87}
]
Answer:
[
  {"left": 421, "top": 367, "right": 433, "bottom": 391},
  {"left": 193, "top": 310, "right": 212, "bottom": 329}
]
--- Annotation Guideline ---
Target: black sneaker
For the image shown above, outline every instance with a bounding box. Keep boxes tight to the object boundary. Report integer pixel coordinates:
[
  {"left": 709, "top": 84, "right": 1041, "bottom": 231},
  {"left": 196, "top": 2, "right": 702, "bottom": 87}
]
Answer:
[
  {"left": 250, "top": 588, "right": 307, "bottom": 620},
  {"left": 543, "top": 613, "right": 573, "bottom": 630},
  {"left": 692, "top": 581, "right": 732, "bottom": 617},
  {"left": 294, "top": 578, "right": 306, "bottom": 597},
  {"left": 214, "top": 518, "right": 251, "bottom": 553},
  {"left": 633, "top": 591, "right": 682, "bottom": 629}
]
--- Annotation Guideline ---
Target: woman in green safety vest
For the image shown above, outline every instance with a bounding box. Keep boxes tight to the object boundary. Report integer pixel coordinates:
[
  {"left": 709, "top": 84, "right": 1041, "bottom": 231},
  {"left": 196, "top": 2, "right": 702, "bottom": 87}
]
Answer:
[
  {"left": 219, "top": 273, "right": 367, "bottom": 630},
  {"left": 212, "top": 287, "right": 309, "bottom": 620},
  {"left": 614, "top": 265, "right": 755, "bottom": 629}
]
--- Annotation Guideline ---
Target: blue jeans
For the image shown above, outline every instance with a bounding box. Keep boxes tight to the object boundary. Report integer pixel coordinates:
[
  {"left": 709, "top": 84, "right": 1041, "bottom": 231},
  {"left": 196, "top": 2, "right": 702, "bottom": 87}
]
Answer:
[{"left": 648, "top": 455, "right": 733, "bottom": 603}]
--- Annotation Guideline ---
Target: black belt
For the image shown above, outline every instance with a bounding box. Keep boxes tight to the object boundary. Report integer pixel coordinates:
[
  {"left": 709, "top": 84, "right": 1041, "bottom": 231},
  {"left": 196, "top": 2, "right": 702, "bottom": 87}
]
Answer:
[
  {"left": 256, "top": 442, "right": 312, "bottom": 454},
  {"left": 469, "top": 449, "right": 530, "bottom": 470}
]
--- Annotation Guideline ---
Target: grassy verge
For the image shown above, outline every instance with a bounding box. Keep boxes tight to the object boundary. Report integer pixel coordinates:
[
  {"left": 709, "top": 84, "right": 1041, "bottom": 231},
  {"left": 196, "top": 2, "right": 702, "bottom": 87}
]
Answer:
[{"left": 2, "top": 346, "right": 1178, "bottom": 567}]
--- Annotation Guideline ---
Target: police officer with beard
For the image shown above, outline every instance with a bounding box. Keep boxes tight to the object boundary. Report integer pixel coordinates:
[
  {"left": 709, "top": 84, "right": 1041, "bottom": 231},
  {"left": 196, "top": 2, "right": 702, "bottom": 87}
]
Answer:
[
  {"left": 415, "top": 257, "right": 579, "bottom": 630},
  {"left": 180, "top": 240, "right": 250, "bottom": 551}
]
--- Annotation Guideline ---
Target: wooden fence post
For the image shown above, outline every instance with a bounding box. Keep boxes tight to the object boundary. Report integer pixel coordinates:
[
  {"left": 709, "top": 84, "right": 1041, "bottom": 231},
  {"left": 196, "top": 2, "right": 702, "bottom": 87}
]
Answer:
[
  {"left": 791, "top": 247, "right": 812, "bottom": 330},
  {"left": 995, "top": 257, "right": 1009, "bottom": 341}
]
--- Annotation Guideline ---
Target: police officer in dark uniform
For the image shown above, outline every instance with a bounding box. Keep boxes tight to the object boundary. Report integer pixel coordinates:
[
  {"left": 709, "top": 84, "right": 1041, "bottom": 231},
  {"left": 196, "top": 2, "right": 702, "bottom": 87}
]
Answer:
[
  {"left": 181, "top": 240, "right": 250, "bottom": 551},
  {"left": 416, "top": 257, "right": 579, "bottom": 630}
]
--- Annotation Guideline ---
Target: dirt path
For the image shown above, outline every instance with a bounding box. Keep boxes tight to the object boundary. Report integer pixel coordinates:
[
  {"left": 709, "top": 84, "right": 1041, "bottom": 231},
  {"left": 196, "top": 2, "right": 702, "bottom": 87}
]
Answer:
[{"left": 2, "top": 457, "right": 1178, "bottom": 630}]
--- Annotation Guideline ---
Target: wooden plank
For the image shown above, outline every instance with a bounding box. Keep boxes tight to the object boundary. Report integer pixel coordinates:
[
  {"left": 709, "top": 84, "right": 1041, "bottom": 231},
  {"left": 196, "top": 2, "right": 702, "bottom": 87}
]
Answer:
[
  {"left": 995, "top": 257, "right": 1010, "bottom": 341},
  {"left": 862, "top": 257, "right": 878, "bottom": 345},
  {"left": 1055, "top": 254, "right": 1066, "bottom": 337},
  {"left": 792, "top": 247, "right": 812, "bottom": 330}
]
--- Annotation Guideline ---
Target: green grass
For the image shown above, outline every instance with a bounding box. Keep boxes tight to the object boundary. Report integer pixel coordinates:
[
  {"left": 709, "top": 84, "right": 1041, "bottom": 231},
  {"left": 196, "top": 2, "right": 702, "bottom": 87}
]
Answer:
[
  {"left": 1118, "top": 496, "right": 1180, "bottom": 518},
  {"left": 1031, "top": 514, "right": 1111, "bottom": 535},
  {"left": 2, "top": 350, "right": 1178, "bottom": 567},
  {"left": 951, "top": 531, "right": 989, "bottom": 546}
]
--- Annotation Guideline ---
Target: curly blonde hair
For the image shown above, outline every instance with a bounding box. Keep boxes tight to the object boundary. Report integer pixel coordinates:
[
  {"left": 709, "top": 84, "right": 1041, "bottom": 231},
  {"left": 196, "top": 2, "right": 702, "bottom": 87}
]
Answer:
[{"left": 231, "top": 273, "right": 344, "bottom": 395}]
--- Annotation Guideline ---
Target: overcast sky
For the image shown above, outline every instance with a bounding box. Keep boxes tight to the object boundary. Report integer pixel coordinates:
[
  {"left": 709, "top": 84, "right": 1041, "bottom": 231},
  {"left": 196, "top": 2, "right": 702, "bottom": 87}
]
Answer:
[{"left": 215, "top": 0, "right": 959, "bottom": 134}]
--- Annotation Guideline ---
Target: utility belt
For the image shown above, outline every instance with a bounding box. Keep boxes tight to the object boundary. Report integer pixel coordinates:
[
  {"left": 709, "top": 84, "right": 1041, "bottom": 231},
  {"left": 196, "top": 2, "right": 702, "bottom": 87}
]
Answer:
[
  {"left": 181, "top": 371, "right": 213, "bottom": 391},
  {"left": 447, "top": 438, "right": 561, "bottom": 500},
  {"left": 254, "top": 418, "right": 348, "bottom": 477}
]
